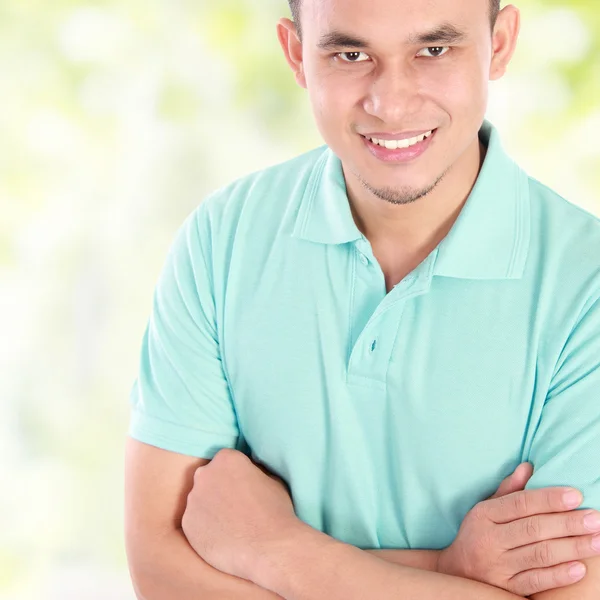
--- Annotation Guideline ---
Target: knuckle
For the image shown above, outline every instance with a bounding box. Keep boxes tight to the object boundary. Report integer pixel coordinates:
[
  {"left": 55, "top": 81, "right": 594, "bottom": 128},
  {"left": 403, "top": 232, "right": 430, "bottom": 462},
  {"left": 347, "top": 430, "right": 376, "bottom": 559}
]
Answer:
[
  {"left": 509, "top": 569, "right": 544, "bottom": 595},
  {"left": 526, "top": 516, "right": 542, "bottom": 539},
  {"left": 514, "top": 492, "right": 530, "bottom": 516},
  {"left": 534, "top": 541, "right": 554, "bottom": 567},
  {"left": 216, "top": 447, "right": 236, "bottom": 459},
  {"left": 214, "top": 448, "right": 244, "bottom": 465},
  {"left": 471, "top": 501, "right": 488, "bottom": 521},
  {"left": 527, "top": 570, "right": 545, "bottom": 594}
]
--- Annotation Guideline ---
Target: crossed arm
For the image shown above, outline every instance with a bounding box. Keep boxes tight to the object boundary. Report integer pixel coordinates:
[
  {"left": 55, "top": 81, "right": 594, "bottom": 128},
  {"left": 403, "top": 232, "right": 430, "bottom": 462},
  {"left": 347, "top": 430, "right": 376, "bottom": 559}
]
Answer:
[
  {"left": 249, "top": 526, "right": 600, "bottom": 600},
  {"left": 125, "top": 439, "right": 516, "bottom": 599},
  {"left": 124, "top": 438, "right": 600, "bottom": 600}
]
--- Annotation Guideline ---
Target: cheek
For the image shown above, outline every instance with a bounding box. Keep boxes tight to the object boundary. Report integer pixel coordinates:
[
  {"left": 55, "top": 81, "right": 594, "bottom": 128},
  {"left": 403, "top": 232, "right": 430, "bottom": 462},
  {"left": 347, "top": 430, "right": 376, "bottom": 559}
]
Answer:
[
  {"left": 422, "top": 66, "right": 487, "bottom": 112},
  {"left": 309, "top": 74, "right": 360, "bottom": 122}
]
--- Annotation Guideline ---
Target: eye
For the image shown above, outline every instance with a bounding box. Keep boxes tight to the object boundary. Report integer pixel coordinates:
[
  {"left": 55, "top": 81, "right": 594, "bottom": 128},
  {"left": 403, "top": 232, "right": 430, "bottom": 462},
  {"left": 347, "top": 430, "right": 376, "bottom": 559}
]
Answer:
[
  {"left": 416, "top": 46, "right": 450, "bottom": 58},
  {"left": 336, "top": 51, "right": 370, "bottom": 63}
]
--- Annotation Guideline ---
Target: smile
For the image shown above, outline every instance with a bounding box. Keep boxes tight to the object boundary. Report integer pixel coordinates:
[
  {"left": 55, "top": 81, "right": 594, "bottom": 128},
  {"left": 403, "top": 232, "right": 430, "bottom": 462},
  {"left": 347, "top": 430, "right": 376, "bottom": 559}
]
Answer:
[{"left": 364, "top": 130, "right": 434, "bottom": 150}]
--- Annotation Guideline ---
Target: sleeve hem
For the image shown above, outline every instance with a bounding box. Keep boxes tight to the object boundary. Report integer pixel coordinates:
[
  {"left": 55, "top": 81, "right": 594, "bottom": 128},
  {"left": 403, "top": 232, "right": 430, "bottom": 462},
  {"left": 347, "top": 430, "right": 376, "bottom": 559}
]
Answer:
[{"left": 128, "top": 408, "right": 239, "bottom": 459}]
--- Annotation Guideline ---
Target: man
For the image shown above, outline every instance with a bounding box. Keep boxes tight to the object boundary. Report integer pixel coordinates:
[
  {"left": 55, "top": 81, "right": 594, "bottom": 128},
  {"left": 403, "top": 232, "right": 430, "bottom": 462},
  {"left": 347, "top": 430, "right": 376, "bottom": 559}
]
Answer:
[{"left": 124, "top": 0, "right": 600, "bottom": 598}]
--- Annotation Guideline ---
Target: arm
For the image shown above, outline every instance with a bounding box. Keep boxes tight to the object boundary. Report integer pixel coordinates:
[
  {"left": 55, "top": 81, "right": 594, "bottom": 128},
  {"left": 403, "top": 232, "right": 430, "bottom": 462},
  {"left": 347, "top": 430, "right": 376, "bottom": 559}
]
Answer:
[
  {"left": 124, "top": 439, "right": 459, "bottom": 599},
  {"left": 125, "top": 201, "right": 445, "bottom": 595},
  {"left": 522, "top": 291, "right": 600, "bottom": 600},
  {"left": 253, "top": 524, "right": 526, "bottom": 600},
  {"left": 125, "top": 438, "right": 285, "bottom": 599},
  {"left": 125, "top": 203, "right": 283, "bottom": 597},
  {"left": 181, "top": 449, "right": 530, "bottom": 600},
  {"left": 254, "top": 283, "right": 600, "bottom": 600},
  {"left": 365, "top": 549, "right": 440, "bottom": 571}
]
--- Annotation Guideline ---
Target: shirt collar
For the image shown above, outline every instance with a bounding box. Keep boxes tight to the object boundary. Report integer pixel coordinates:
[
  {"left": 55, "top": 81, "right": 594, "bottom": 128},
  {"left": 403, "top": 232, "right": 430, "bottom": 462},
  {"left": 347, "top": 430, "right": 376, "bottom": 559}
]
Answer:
[
  {"left": 292, "top": 145, "right": 363, "bottom": 245},
  {"left": 292, "top": 120, "right": 531, "bottom": 280}
]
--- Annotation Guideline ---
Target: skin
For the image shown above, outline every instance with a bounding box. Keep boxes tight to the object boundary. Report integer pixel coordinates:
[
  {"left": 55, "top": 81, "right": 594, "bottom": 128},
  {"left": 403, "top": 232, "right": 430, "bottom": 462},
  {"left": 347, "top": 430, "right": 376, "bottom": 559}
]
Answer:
[
  {"left": 125, "top": 0, "right": 600, "bottom": 598},
  {"left": 181, "top": 449, "right": 600, "bottom": 598},
  {"left": 277, "top": 0, "right": 520, "bottom": 289}
]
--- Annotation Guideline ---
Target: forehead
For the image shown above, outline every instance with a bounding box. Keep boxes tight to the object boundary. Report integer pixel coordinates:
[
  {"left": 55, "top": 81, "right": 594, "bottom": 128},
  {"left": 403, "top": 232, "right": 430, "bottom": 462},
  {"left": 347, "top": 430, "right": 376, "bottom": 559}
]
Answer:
[{"left": 302, "top": 0, "right": 487, "bottom": 40}]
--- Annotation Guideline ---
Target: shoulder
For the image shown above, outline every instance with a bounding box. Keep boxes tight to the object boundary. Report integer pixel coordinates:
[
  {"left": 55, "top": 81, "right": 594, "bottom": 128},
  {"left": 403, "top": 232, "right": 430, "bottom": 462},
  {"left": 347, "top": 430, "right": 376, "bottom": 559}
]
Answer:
[
  {"left": 527, "top": 175, "right": 600, "bottom": 279},
  {"left": 171, "top": 145, "right": 328, "bottom": 257},
  {"left": 528, "top": 175, "right": 600, "bottom": 248},
  {"left": 172, "top": 145, "right": 329, "bottom": 292},
  {"left": 525, "top": 175, "right": 600, "bottom": 332},
  {"left": 197, "top": 145, "right": 329, "bottom": 232}
]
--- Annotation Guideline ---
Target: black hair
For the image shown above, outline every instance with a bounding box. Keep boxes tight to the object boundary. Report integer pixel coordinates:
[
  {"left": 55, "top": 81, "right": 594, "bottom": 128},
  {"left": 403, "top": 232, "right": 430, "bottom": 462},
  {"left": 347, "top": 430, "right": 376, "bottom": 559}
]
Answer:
[{"left": 287, "top": 0, "right": 501, "bottom": 41}]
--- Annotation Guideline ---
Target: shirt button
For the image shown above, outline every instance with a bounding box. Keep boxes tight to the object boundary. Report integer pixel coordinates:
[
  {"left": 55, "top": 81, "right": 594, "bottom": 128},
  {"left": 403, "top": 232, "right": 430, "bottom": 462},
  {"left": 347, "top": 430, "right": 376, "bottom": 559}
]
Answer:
[{"left": 358, "top": 253, "right": 368, "bottom": 266}]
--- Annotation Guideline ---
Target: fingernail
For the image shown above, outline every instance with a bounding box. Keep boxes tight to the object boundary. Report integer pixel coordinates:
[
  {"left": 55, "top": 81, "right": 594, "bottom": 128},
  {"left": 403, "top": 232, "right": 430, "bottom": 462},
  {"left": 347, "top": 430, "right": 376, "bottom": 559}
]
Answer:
[
  {"left": 592, "top": 534, "right": 600, "bottom": 552},
  {"left": 569, "top": 563, "right": 586, "bottom": 579},
  {"left": 563, "top": 490, "right": 583, "bottom": 508},
  {"left": 584, "top": 513, "right": 600, "bottom": 532}
]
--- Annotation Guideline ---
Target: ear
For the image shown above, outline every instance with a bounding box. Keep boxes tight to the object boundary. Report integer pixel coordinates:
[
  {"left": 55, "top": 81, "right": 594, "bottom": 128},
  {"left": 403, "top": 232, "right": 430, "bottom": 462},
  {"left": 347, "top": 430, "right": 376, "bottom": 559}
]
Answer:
[
  {"left": 489, "top": 5, "right": 520, "bottom": 81},
  {"left": 277, "top": 17, "right": 307, "bottom": 89}
]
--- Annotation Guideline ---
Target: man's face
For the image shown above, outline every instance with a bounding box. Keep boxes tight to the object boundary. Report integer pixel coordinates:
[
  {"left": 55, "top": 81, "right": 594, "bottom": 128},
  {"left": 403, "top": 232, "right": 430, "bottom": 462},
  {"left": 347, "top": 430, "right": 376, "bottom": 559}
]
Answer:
[{"left": 291, "top": 0, "right": 503, "bottom": 204}]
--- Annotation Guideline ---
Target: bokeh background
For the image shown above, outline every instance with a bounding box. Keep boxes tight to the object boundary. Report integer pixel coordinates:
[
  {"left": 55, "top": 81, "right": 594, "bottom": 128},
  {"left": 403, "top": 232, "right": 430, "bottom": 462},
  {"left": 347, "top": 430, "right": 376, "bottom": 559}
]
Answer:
[{"left": 1, "top": 0, "right": 599, "bottom": 598}]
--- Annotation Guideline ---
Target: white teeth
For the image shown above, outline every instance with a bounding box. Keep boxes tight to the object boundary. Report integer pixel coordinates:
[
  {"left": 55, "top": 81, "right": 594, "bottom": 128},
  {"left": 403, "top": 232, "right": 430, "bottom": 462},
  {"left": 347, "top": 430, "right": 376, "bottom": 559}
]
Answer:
[{"left": 368, "top": 130, "right": 433, "bottom": 149}]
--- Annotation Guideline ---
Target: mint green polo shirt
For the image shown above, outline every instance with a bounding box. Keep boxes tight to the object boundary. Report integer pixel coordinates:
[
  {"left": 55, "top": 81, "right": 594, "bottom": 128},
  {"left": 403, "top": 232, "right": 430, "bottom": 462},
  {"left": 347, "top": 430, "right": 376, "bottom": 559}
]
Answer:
[{"left": 129, "top": 120, "right": 600, "bottom": 550}]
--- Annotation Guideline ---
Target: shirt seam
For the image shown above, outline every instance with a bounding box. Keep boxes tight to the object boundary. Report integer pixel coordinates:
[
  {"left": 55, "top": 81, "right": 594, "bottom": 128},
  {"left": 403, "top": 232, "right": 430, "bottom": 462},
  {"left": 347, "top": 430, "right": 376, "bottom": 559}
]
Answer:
[
  {"left": 299, "top": 150, "right": 328, "bottom": 237},
  {"left": 345, "top": 245, "right": 358, "bottom": 382},
  {"left": 506, "top": 164, "right": 525, "bottom": 277}
]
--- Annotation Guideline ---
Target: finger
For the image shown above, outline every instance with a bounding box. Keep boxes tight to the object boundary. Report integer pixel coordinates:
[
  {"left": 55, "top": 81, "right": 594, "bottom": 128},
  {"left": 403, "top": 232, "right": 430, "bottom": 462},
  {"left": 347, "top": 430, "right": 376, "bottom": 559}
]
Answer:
[
  {"left": 506, "top": 561, "right": 587, "bottom": 597},
  {"left": 501, "top": 509, "right": 600, "bottom": 548},
  {"left": 513, "top": 462, "right": 534, "bottom": 486},
  {"left": 490, "top": 463, "right": 534, "bottom": 500},
  {"left": 505, "top": 534, "right": 600, "bottom": 572},
  {"left": 482, "top": 487, "right": 583, "bottom": 524}
]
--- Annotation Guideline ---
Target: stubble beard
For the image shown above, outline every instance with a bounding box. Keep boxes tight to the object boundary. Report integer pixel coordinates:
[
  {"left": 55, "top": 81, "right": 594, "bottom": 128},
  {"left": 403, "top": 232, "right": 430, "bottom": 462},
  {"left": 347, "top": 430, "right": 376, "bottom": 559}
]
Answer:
[{"left": 356, "top": 168, "right": 449, "bottom": 206}]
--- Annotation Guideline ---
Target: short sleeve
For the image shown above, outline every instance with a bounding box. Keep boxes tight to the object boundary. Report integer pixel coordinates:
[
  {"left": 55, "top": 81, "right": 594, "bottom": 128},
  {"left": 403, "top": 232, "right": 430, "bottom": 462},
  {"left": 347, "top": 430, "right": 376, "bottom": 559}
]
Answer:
[
  {"left": 525, "top": 293, "right": 600, "bottom": 510},
  {"left": 128, "top": 201, "right": 239, "bottom": 459}
]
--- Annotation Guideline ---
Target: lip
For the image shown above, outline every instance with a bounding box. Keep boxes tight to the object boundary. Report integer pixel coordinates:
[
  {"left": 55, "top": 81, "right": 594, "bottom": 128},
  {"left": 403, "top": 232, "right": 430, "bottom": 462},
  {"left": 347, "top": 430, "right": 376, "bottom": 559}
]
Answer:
[
  {"left": 361, "top": 129, "right": 435, "bottom": 141},
  {"left": 361, "top": 128, "right": 437, "bottom": 163}
]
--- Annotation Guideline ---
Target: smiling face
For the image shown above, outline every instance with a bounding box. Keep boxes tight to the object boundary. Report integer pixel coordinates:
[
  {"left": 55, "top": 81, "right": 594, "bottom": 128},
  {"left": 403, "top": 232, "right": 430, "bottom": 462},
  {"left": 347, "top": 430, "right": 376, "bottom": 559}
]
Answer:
[{"left": 278, "top": 0, "right": 519, "bottom": 206}]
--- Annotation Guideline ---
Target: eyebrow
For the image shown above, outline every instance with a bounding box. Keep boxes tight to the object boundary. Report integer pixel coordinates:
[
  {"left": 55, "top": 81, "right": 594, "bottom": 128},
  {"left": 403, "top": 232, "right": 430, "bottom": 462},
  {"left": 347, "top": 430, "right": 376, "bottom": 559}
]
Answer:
[
  {"left": 316, "top": 23, "right": 467, "bottom": 50},
  {"left": 409, "top": 23, "right": 467, "bottom": 45}
]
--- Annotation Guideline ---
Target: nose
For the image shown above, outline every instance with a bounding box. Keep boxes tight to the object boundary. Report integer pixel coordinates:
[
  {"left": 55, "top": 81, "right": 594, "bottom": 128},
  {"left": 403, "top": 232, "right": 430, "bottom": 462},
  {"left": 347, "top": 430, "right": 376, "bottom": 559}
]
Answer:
[{"left": 363, "top": 66, "right": 423, "bottom": 124}]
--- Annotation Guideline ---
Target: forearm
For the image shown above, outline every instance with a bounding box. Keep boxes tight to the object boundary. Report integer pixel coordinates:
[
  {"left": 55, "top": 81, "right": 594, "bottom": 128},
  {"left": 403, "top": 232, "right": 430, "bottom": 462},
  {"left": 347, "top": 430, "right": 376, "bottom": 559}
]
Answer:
[
  {"left": 129, "top": 528, "right": 283, "bottom": 600},
  {"left": 255, "top": 524, "right": 525, "bottom": 600},
  {"left": 365, "top": 548, "right": 440, "bottom": 571}
]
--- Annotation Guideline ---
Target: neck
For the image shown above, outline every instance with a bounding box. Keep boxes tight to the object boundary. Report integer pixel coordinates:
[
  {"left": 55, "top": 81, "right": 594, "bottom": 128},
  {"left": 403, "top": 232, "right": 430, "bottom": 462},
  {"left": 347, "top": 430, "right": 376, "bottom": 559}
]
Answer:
[{"left": 343, "top": 136, "right": 486, "bottom": 255}]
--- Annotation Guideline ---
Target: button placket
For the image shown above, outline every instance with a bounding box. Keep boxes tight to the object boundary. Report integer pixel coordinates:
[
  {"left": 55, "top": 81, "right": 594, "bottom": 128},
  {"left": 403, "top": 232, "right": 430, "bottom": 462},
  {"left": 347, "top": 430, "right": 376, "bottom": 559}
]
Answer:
[
  {"left": 347, "top": 272, "right": 434, "bottom": 387},
  {"left": 346, "top": 308, "right": 405, "bottom": 388},
  {"left": 346, "top": 239, "right": 439, "bottom": 388}
]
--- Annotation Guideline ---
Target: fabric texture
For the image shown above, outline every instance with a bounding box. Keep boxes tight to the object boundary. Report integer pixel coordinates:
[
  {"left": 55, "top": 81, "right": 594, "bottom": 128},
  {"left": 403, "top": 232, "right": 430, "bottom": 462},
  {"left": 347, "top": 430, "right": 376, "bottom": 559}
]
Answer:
[{"left": 129, "top": 120, "right": 600, "bottom": 550}]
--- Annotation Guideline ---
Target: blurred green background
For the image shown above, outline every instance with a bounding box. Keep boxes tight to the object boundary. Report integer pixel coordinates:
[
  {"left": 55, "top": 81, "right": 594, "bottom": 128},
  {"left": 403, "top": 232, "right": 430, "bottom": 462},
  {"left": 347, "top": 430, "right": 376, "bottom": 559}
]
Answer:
[{"left": 1, "top": 0, "right": 598, "bottom": 598}]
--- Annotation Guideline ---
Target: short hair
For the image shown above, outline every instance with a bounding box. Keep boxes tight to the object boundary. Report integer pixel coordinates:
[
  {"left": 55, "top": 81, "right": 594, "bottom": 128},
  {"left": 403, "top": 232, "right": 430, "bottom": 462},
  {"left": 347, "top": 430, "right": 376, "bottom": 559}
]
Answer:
[{"left": 287, "top": 0, "right": 501, "bottom": 41}]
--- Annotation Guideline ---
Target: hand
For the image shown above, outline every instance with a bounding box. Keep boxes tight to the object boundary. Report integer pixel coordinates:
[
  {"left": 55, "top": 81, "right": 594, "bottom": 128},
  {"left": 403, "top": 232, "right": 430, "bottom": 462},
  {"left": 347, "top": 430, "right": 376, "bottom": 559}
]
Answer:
[
  {"left": 437, "top": 462, "right": 600, "bottom": 596},
  {"left": 181, "top": 448, "right": 303, "bottom": 582}
]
